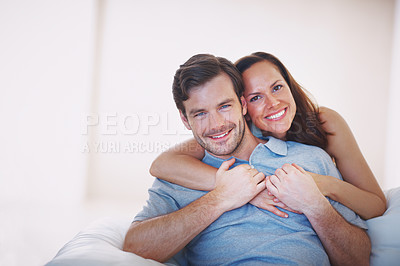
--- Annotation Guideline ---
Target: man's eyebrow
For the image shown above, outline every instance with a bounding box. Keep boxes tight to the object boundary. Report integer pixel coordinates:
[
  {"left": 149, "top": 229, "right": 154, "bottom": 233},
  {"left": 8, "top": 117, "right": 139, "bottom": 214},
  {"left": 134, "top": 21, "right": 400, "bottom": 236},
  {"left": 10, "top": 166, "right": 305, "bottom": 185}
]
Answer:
[
  {"left": 218, "top": 98, "right": 235, "bottom": 106},
  {"left": 188, "top": 98, "right": 236, "bottom": 116},
  {"left": 189, "top": 108, "right": 206, "bottom": 116}
]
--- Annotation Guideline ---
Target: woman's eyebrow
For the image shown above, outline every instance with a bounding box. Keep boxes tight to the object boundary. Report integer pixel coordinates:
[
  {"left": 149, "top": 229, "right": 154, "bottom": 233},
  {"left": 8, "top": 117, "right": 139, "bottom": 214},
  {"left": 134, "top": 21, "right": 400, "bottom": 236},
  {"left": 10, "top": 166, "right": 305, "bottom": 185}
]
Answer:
[
  {"left": 246, "top": 80, "right": 283, "bottom": 97},
  {"left": 269, "top": 80, "right": 282, "bottom": 88}
]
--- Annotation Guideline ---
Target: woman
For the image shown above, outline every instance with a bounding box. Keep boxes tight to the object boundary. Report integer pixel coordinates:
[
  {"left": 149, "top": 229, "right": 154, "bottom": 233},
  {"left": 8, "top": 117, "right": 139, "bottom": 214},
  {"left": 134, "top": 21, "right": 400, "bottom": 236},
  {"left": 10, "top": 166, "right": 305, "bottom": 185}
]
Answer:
[{"left": 150, "top": 52, "right": 386, "bottom": 220}]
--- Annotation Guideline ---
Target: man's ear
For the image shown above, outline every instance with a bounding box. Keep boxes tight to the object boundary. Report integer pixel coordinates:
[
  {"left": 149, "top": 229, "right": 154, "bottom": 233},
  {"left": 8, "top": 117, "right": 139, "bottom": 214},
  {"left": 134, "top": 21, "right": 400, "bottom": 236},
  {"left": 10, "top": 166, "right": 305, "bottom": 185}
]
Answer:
[
  {"left": 179, "top": 110, "right": 191, "bottom": 130},
  {"left": 241, "top": 96, "right": 248, "bottom": 116}
]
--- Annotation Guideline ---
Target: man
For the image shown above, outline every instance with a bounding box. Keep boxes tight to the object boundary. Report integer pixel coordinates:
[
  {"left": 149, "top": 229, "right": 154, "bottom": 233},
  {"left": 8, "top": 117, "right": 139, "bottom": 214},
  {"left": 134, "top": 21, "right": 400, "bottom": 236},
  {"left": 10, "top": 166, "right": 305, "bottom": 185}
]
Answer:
[{"left": 123, "top": 54, "right": 370, "bottom": 265}]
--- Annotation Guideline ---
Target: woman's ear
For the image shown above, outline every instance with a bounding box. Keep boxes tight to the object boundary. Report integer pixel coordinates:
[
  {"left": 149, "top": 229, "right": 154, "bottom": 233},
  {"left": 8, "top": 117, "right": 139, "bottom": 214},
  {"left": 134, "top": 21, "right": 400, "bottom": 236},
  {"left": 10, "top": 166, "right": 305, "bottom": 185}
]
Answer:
[{"left": 179, "top": 110, "right": 191, "bottom": 130}]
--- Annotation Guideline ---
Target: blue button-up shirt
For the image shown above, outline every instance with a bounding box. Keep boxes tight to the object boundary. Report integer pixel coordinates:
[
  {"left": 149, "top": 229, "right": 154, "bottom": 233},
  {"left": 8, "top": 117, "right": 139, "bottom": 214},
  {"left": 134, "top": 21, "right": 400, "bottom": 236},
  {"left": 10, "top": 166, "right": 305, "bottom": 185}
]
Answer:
[{"left": 135, "top": 136, "right": 367, "bottom": 265}]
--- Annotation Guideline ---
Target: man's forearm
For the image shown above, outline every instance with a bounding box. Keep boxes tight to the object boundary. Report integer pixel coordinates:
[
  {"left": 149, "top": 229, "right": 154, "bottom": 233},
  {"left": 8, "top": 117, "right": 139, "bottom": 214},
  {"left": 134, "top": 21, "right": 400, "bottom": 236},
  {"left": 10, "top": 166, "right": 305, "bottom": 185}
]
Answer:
[
  {"left": 305, "top": 198, "right": 371, "bottom": 266},
  {"left": 124, "top": 159, "right": 266, "bottom": 262},
  {"left": 123, "top": 191, "right": 226, "bottom": 262}
]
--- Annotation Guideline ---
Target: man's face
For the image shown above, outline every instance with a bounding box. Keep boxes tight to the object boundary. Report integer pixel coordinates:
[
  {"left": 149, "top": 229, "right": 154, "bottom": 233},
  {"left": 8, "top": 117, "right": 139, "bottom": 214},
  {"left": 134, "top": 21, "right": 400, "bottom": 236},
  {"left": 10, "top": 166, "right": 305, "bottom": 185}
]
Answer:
[{"left": 180, "top": 73, "right": 247, "bottom": 158}]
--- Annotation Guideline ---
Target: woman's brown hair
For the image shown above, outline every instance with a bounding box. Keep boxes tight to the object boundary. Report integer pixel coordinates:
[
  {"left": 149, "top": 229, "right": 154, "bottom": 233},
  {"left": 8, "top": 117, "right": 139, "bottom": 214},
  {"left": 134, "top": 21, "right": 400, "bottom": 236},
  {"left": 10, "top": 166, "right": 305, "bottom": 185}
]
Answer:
[{"left": 235, "top": 52, "right": 330, "bottom": 149}]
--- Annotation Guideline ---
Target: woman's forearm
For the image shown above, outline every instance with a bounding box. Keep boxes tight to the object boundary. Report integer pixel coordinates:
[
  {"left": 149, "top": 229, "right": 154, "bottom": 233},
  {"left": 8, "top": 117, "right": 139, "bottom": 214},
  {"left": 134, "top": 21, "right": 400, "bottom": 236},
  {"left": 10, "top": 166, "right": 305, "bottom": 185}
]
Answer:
[
  {"left": 318, "top": 107, "right": 386, "bottom": 219},
  {"left": 150, "top": 153, "right": 217, "bottom": 190},
  {"left": 317, "top": 174, "right": 386, "bottom": 220}
]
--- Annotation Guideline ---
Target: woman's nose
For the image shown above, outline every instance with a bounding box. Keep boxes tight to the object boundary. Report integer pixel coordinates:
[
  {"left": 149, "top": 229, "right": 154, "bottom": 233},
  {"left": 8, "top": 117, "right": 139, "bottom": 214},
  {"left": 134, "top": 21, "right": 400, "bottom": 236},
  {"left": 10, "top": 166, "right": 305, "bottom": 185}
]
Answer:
[{"left": 265, "top": 95, "right": 280, "bottom": 109}]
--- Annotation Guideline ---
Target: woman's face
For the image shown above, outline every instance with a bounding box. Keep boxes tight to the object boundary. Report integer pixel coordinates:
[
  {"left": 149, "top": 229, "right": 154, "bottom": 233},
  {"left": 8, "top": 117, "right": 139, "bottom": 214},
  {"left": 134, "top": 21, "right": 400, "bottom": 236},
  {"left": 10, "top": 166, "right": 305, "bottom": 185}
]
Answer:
[{"left": 242, "top": 61, "right": 296, "bottom": 139}]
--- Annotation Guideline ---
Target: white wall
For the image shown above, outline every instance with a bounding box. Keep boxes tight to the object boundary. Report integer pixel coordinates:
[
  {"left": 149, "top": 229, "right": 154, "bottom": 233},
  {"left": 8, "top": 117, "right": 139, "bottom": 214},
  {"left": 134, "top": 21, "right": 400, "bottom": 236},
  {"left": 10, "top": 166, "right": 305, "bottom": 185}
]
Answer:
[
  {"left": 88, "top": 0, "right": 395, "bottom": 207},
  {"left": 0, "top": 0, "right": 94, "bottom": 204},
  {"left": 0, "top": 0, "right": 398, "bottom": 265},
  {"left": 385, "top": 0, "right": 400, "bottom": 189},
  {"left": 0, "top": 0, "right": 95, "bottom": 265}
]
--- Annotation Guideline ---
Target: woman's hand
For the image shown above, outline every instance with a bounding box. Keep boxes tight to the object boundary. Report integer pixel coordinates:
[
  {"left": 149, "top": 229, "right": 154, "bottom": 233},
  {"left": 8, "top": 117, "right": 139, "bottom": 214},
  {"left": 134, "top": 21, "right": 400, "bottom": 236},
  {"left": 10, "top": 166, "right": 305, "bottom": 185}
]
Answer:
[{"left": 250, "top": 189, "right": 300, "bottom": 218}]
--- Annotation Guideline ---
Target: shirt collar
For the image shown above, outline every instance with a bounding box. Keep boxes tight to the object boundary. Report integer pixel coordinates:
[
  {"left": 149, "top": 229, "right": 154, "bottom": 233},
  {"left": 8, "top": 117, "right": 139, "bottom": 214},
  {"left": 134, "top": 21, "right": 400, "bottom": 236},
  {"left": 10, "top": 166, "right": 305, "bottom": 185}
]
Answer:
[
  {"left": 203, "top": 151, "right": 249, "bottom": 168},
  {"left": 202, "top": 136, "right": 288, "bottom": 165},
  {"left": 262, "top": 136, "right": 288, "bottom": 156}
]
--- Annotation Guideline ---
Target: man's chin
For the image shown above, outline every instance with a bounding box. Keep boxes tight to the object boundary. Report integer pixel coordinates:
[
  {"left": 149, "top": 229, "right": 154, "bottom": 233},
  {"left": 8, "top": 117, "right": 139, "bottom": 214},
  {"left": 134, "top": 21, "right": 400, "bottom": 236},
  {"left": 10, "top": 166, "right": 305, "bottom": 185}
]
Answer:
[{"left": 205, "top": 145, "right": 237, "bottom": 158}]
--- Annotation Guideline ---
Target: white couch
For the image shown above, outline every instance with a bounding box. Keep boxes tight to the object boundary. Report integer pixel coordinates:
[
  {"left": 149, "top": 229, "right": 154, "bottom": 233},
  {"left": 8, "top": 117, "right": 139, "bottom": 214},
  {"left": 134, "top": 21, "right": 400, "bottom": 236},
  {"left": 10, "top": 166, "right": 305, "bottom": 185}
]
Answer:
[{"left": 46, "top": 187, "right": 400, "bottom": 266}]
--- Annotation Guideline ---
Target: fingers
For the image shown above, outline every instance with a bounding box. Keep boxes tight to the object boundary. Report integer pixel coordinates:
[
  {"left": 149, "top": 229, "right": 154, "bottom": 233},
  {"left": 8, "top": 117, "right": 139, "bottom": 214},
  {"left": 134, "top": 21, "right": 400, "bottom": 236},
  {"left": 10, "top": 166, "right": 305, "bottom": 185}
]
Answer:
[
  {"left": 291, "top": 163, "right": 306, "bottom": 174},
  {"left": 217, "top": 158, "right": 236, "bottom": 174},
  {"left": 266, "top": 175, "right": 278, "bottom": 195},
  {"left": 256, "top": 179, "right": 266, "bottom": 194},
  {"left": 274, "top": 168, "right": 286, "bottom": 178},
  {"left": 253, "top": 171, "right": 265, "bottom": 184},
  {"left": 281, "top": 163, "right": 297, "bottom": 175},
  {"left": 249, "top": 168, "right": 259, "bottom": 177},
  {"left": 269, "top": 174, "right": 280, "bottom": 187},
  {"left": 266, "top": 205, "right": 288, "bottom": 218}
]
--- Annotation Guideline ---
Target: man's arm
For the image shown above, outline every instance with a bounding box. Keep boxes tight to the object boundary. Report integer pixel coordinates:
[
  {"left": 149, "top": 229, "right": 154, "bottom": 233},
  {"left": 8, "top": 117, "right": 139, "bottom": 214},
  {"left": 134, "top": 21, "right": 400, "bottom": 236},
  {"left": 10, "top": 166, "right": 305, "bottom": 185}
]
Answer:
[
  {"left": 123, "top": 158, "right": 266, "bottom": 262},
  {"left": 305, "top": 197, "right": 370, "bottom": 266},
  {"left": 266, "top": 163, "right": 370, "bottom": 266}
]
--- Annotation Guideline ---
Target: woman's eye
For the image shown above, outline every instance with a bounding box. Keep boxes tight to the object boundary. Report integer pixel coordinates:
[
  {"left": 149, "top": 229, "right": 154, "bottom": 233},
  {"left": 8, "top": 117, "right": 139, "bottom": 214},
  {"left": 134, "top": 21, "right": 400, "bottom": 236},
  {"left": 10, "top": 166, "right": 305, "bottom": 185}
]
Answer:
[
  {"left": 250, "top": 95, "right": 261, "bottom": 102},
  {"left": 273, "top": 85, "right": 282, "bottom": 92}
]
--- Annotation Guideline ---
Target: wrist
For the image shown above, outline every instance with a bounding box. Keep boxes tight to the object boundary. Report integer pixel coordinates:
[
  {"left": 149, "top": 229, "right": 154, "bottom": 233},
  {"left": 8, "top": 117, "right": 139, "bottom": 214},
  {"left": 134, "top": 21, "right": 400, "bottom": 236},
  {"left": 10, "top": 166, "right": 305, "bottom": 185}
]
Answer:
[
  {"left": 303, "top": 196, "right": 331, "bottom": 219},
  {"left": 205, "top": 190, "right": 231, "bottom": 214},
  {"left": 323, "top": 176, "right": 340, "bottom": 200},
  {"left": 317, "top": 175, "right": 335, "bottom": 198}
]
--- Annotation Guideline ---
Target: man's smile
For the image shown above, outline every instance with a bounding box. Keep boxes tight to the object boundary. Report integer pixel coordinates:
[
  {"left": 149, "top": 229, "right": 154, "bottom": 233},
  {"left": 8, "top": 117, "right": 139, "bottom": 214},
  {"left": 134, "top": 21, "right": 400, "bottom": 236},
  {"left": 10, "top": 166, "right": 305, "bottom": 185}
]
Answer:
[{"left": 208, "top": 129, "right": 233, "bottom": 140}]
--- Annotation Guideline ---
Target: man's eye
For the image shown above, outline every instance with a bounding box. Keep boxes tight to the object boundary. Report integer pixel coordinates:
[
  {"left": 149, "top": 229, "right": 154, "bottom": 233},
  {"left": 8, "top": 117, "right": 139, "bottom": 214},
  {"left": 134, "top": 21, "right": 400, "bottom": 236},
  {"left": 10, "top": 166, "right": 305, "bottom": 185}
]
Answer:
[
  {"left": 194, "top": 112, "right": 205, "bottom": 117},
  {"left": 220, "top": 104, "right": 230, "bottom": 109},
  {"left": 250, "top": 95, "right": 261, "bottom": 102},
  {"left": 273, "top": 85, "right": 282, "bottom": 92}
]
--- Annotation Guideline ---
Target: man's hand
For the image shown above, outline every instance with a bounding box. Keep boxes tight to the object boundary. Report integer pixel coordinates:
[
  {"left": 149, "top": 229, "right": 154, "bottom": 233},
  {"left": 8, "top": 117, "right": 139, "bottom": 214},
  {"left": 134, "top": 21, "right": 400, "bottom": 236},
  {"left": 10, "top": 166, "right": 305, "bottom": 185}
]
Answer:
[
  {"left": 266, "top": 163, "right": 326, "bottom": 215},
  {"left": 212, "top": 158, "right": 266, "bottom": 212}
]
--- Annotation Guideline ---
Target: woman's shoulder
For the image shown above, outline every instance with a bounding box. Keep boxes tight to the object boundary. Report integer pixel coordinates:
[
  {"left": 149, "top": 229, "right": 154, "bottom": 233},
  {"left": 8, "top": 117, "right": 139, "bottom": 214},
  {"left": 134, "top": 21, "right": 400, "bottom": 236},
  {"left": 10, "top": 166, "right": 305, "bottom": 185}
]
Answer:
[
  {"left": 318, "top": 106, "right": 349, "bottom": 134},
  {"left": 318, "top": 106, "right": 354, "bottom": 157}
]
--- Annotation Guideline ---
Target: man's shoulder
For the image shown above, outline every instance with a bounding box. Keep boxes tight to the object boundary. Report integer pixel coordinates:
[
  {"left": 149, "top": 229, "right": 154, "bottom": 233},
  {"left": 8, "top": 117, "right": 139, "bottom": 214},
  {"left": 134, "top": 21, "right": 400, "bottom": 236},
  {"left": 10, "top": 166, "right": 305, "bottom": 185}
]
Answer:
[
  {"left": 286, "top": 140, "right": 331, "bottom": 160},
  {"left": 283, "top": 140, "right": 340, "bottom": 178},
  {"left": 151, "top": 178, "right": 199, "bottom": 193}
]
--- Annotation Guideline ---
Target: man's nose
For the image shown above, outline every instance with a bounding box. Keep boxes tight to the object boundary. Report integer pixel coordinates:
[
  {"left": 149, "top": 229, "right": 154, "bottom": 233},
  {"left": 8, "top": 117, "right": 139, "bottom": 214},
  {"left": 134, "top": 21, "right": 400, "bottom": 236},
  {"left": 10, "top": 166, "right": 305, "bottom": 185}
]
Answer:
[{"left": 210, "top": 112, "right": 226, "bottom": 127}]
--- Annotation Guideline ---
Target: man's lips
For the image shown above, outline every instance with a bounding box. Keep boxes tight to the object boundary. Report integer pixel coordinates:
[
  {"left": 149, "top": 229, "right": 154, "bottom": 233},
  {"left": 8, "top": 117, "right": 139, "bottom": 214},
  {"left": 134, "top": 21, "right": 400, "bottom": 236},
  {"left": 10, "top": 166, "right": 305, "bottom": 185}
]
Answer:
[
  {"left": 207, "top": 129, "right": 232, "bottom": 140},
  {"left": 265, "top": 108, "right": 287, "bottom": 121}
]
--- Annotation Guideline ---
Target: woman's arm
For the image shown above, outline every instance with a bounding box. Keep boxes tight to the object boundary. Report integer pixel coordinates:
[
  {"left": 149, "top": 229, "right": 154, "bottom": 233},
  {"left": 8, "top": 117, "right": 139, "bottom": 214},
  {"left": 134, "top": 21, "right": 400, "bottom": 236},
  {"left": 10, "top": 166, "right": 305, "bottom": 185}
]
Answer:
[
  {"left": 150, "top": 138, "right": 295, "bottom": 218},
  {"left": 316, "top": 107, "right": 386, "bottom": 219},
  {"left": 150, "top": 138, "right": 217, "bottom": 190}
]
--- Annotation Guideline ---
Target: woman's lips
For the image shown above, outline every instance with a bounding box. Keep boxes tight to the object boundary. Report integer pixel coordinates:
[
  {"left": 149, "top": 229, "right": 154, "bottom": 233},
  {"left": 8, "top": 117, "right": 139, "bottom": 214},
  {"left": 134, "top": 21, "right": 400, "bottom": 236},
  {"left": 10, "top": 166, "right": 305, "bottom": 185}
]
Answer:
[{"left": 265, "top": 108, "right": 287, "bottom": 121}]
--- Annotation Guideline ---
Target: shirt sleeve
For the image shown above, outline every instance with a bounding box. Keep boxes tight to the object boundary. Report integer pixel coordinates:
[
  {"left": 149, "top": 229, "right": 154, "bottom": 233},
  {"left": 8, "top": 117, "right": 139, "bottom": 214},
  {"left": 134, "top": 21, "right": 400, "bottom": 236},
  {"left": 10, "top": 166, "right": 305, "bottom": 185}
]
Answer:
[
  {"left": 316, "top": 150, "right": 368, "bottom": 229},
  {"left": 132, "top": 179, "right": 188, "bottom": 266},
  {"left": 133, "top": 179, "right": 180, "bottom": 222},
  {"left": 328, "top": 199, "right": 368, "bottom": 229}
]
